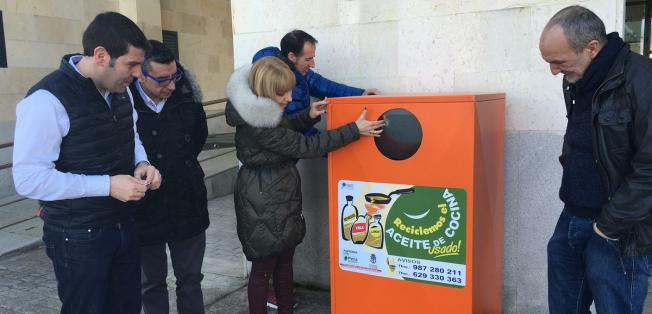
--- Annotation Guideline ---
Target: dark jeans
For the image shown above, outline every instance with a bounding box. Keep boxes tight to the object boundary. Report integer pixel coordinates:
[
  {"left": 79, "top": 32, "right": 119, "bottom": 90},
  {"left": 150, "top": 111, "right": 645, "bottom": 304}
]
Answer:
[
  {"left": 140, "top": 232, "right": 206, "bottom": 314},
  {"left": 548, "top": 210, "right": 652, "bottom": 314},
  {"left": 248, "top": 248, "right": 295, "bottom": 314},
  {"left": 42, "top": 220, "right": 141, "bottom": 314}
]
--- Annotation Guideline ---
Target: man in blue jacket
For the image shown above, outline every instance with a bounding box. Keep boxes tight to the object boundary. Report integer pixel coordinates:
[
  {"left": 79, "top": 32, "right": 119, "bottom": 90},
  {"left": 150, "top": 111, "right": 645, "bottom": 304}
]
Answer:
[{"left": 253, "top": 29, "right": 379, "bottom": 135}]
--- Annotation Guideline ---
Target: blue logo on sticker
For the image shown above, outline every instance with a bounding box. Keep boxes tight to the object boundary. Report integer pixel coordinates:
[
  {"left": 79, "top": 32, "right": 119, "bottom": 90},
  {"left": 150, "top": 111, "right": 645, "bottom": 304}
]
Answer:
[{"left": 341, "top": 182, "right": 354, "bottom": 190}]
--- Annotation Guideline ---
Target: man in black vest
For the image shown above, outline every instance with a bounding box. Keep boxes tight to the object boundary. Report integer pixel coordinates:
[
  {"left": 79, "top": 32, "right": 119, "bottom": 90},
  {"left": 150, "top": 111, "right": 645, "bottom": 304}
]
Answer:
[
  {"left": 130, "top": 40, "right": 209, "bottom": 314},
  {"left": 540, "top": 6, "right": 652, "bottom": 313},
  {"left": 12, "top": 12, "right": 161, "bottom": 314}
]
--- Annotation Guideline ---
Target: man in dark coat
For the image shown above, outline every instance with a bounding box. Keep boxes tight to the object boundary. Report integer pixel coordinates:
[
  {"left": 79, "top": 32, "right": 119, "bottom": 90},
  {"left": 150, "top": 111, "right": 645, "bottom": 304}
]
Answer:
[
  {"left": 252, "top": 30, "right": 380, "bottom": 135},
  {"left": 540, "top": 6, "right": 652, "bottom": 313},
  {"left": 130, "top": 40, "right": 209, "bottom": 314}
]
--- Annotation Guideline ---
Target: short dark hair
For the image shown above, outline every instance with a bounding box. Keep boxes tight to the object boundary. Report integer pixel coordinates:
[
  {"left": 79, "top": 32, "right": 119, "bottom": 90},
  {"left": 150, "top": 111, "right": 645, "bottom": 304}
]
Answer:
[
  {"left": 142, "top": 40, "right": 176, "bottom": 72},
  {"left": 280, "top": 30, "right": 318, "bottom": 58},
  {"left": 545, "top": 5, "right": 607, "bottom": 53},
  {"left": 82, "top": 12, "right": 149, "bottom": 58}
]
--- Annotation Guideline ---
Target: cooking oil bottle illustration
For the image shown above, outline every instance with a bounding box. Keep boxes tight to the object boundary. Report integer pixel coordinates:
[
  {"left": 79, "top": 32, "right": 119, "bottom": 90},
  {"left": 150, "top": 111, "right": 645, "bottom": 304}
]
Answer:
[
  {"left": 387, "top": 257, "right": 396, "bottom": 275},
  {"left": 351, "top": 215, "right": 368, "bottom": 244},
  {"left": 341, "top": 195, "right": 358, "bottom": 241},
  {"left": 365, "top": 214, "right": 384, "bottom": 249}
]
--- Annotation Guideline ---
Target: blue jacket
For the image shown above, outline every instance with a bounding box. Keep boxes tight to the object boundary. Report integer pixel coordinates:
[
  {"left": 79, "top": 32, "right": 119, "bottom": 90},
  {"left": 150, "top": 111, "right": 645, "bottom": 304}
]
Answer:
[{"left": 252, "top": 47, "right": 365, "bottom": 135}]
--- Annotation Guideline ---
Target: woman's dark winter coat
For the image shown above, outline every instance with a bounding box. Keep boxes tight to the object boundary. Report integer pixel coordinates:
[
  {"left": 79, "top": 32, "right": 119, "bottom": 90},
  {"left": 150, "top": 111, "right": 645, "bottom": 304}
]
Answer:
[
  {"left": 130, "top": 65, "right": 209, "bottom": 245},
  {"left": 225, "top": 64, "right": 360, "bottom": 260}
]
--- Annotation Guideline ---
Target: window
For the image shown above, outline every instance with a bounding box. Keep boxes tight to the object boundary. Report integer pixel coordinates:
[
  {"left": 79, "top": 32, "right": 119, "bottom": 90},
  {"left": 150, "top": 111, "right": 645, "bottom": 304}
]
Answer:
[
  {"left": 625, "top": 0, "right": 651, "bottom": 58},
  {"left": 162, "top": 30, "right": 179, "bottom": 61},
  {"left": 0, "top": 11, "right": 7, "bottom": 67}
]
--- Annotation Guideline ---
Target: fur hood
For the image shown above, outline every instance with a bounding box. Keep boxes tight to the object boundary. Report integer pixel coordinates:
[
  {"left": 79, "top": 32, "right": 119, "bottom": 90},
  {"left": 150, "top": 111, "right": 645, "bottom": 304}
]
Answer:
[{"left": 225, "top": 64, "right": 283, "bottom": 128}]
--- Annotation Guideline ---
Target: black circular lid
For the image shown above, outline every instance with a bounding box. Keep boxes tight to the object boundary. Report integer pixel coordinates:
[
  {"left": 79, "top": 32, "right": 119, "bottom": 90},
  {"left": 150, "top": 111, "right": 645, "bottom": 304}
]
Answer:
[{"left": 374, "top": 108, "right": 422, "bottom": 160}]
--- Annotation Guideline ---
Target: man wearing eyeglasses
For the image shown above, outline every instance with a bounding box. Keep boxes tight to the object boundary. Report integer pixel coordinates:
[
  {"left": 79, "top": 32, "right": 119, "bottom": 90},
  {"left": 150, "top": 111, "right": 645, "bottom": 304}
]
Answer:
[{"left": 129, "top": 40, "right": 209, "bottom": 314}]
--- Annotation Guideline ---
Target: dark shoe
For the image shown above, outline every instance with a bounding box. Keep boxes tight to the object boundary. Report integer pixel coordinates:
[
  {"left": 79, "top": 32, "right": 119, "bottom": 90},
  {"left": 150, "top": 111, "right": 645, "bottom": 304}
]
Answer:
[
  {"left": 266, "top": 290, "right": 298, "bottom": 309},
  {"left": 266, "top": 290, "right": 278, "bottom": 309}
]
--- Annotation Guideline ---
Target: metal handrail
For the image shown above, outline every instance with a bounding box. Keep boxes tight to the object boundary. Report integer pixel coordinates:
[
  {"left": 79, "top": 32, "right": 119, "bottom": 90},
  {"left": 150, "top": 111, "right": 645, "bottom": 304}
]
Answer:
[
  {"left": 203, "top": 97, "right": 228, "bottom": 107},
  {"left": 0, "top": 97, "right": 229, "bottom": 171}
]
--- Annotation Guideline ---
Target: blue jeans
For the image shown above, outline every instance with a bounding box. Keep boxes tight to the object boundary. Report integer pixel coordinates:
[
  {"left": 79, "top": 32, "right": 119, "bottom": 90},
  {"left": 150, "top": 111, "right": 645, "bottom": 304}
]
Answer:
[
  {"left": 547, "top": 210, "right": 652, "bottom": 314},
  {"left": 42, "top": 220, "right": 141, "bottom": 314}
]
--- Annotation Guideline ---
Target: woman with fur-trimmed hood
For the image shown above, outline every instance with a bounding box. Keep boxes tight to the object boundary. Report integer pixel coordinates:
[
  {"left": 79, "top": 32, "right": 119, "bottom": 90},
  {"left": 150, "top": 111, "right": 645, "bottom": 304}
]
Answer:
[{"left": 226, "top": 56, "right": 384, "bottom": 313}]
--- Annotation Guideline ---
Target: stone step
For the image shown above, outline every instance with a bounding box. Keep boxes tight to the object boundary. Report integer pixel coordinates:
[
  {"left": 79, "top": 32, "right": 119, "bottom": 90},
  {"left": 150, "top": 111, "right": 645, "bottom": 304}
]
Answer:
[
  {"left": 203, "top": 132, "right": 235, "bottom": 151},
  {"left": 0, "top": 214, "right": 42, "bottom": 258},
  {"left": 0, "top": 120, "right": 15, "bottom": 201},
  {"left": 0, "top": 193, "right": 25, "bottom": 208},
  {"left": 205, "top": 108, "right": 234, "bottom": 136},
  {"left": 199, "top": 147, "right": 237, "bottom": 199},
  {"left": 0, "top": 196, "right": 37, "bottom": 223},
  {"left": 0, "top": 196, "right": 40, "bottom": 256}
]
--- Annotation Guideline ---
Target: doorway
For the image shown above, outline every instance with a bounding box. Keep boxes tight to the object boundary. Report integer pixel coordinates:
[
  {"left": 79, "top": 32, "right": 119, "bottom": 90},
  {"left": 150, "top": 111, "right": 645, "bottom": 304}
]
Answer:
[{"left": 625, "top": 0, "right": 651, "bottom": 58}]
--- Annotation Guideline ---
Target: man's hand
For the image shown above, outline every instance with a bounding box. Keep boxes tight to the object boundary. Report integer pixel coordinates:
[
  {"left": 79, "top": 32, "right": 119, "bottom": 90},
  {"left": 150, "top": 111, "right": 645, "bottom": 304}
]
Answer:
[
  {"left": 110, "top": 175, "right": 148, "bottom": 202},
  {"left": 362, "top": 88, "right": 380, "bottom": 96},
  {"left": 593, "top": 222, "right": 618, "bottom": 241},
  {"left": 134, "top": 162, "right": 162, "bottom": 190},
  {"left": 309, "top": 99, "right": 327, "bottom": 119}
]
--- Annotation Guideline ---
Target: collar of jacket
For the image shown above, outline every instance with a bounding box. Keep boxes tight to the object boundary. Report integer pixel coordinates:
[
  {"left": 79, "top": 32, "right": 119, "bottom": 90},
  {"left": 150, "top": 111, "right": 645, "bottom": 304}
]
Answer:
[
  {"left": 597, "top": 44, "right": 629, "bottom": 94},
  {"left": 60, "top": 54, "right": 110, "bottom": 94},
  {"left": 573, "top": 32, "right": 624, "bottom": 92},
  {"left": 277, "top": 55, "right": 299, "bottom": 73},
  {"left": 562, "top": 35, "right": 630, "bottom": 114},
  {"left": 225, "top": 64, "right": 283, "bottom": 128}
]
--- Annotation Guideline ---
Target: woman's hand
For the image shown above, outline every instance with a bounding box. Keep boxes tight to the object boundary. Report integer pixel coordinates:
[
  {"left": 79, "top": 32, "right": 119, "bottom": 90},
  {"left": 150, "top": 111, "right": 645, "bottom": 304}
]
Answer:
[
  {"left": 355, "top": 108, "right": 386, "bottom": 137},
  {"left": 309, "top": 100, "right": 327, "bottom": 119}
]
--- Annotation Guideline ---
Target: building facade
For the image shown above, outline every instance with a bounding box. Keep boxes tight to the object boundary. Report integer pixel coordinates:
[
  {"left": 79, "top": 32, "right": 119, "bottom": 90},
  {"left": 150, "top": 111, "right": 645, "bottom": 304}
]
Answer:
[{"left": 0, "top": 0, "right": 234, "bottom": 122}]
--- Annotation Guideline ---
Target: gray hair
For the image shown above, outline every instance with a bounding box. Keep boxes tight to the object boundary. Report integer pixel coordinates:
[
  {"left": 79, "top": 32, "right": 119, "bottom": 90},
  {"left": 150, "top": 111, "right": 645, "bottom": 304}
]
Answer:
[{"left": 545, "top": 5, "right": 607, "bottom": 53}]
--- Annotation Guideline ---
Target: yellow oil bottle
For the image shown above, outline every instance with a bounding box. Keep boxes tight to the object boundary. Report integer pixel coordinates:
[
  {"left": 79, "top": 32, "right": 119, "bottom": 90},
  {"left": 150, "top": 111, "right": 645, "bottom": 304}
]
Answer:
[
  {"left": 341, "top": 195, "right": 358, "bottom": 241},
  {"left": 365, "top": 214, "right": 384, "bottom": 249}
]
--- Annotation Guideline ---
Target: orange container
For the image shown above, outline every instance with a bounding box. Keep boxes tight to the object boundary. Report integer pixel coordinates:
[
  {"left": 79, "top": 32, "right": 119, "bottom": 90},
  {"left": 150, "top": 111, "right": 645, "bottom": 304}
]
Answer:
[{"left": 327, "top": 94, "right": 505, "bottom": 313}]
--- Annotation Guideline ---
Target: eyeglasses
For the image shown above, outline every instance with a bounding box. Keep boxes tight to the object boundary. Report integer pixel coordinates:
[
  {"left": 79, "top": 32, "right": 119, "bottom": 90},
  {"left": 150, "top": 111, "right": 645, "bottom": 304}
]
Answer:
[{"left": 143, "top": 68, "right": 183, "bottom": 85}]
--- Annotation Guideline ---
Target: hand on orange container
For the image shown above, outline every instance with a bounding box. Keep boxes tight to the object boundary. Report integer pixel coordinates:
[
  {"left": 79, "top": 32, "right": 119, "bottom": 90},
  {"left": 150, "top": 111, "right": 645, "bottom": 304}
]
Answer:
[{"left": 355, "top": 108, "right": 386, "bottom": 137}]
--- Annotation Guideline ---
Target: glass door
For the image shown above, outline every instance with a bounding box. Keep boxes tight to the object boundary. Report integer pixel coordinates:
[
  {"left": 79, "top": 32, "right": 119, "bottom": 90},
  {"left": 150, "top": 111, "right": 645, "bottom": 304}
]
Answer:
[{"left": 625, "top": 0, "right": 651, "bottom": 58}]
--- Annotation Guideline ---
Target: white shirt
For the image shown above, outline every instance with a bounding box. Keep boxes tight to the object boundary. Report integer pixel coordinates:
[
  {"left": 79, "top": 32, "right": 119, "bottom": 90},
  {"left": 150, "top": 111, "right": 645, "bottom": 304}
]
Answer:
[
  {"left": 135, "top": 80, "right": 167, "bottom": 113},
  {"left": 12, "top": 55, "right": 148, "bottom": 201}
]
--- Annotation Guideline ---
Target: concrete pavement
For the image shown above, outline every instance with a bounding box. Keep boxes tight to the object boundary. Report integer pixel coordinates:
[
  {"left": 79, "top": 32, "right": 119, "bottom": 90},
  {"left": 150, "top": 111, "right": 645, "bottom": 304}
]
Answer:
[{"left": 0, "top": 195, "right": 330, "bottom": 313}]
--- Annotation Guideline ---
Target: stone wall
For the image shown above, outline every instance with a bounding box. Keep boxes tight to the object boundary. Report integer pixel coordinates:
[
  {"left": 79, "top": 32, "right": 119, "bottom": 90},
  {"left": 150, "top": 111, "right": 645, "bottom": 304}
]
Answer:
[
  {"left": 0, "top": 0, "right": 233, "bottom": 122},
  {"left": 0, "top": 0, "right": 118, "bottom": 121},
  {"left": 160, "top": 0, "right": 233, "bottom": 102}
]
